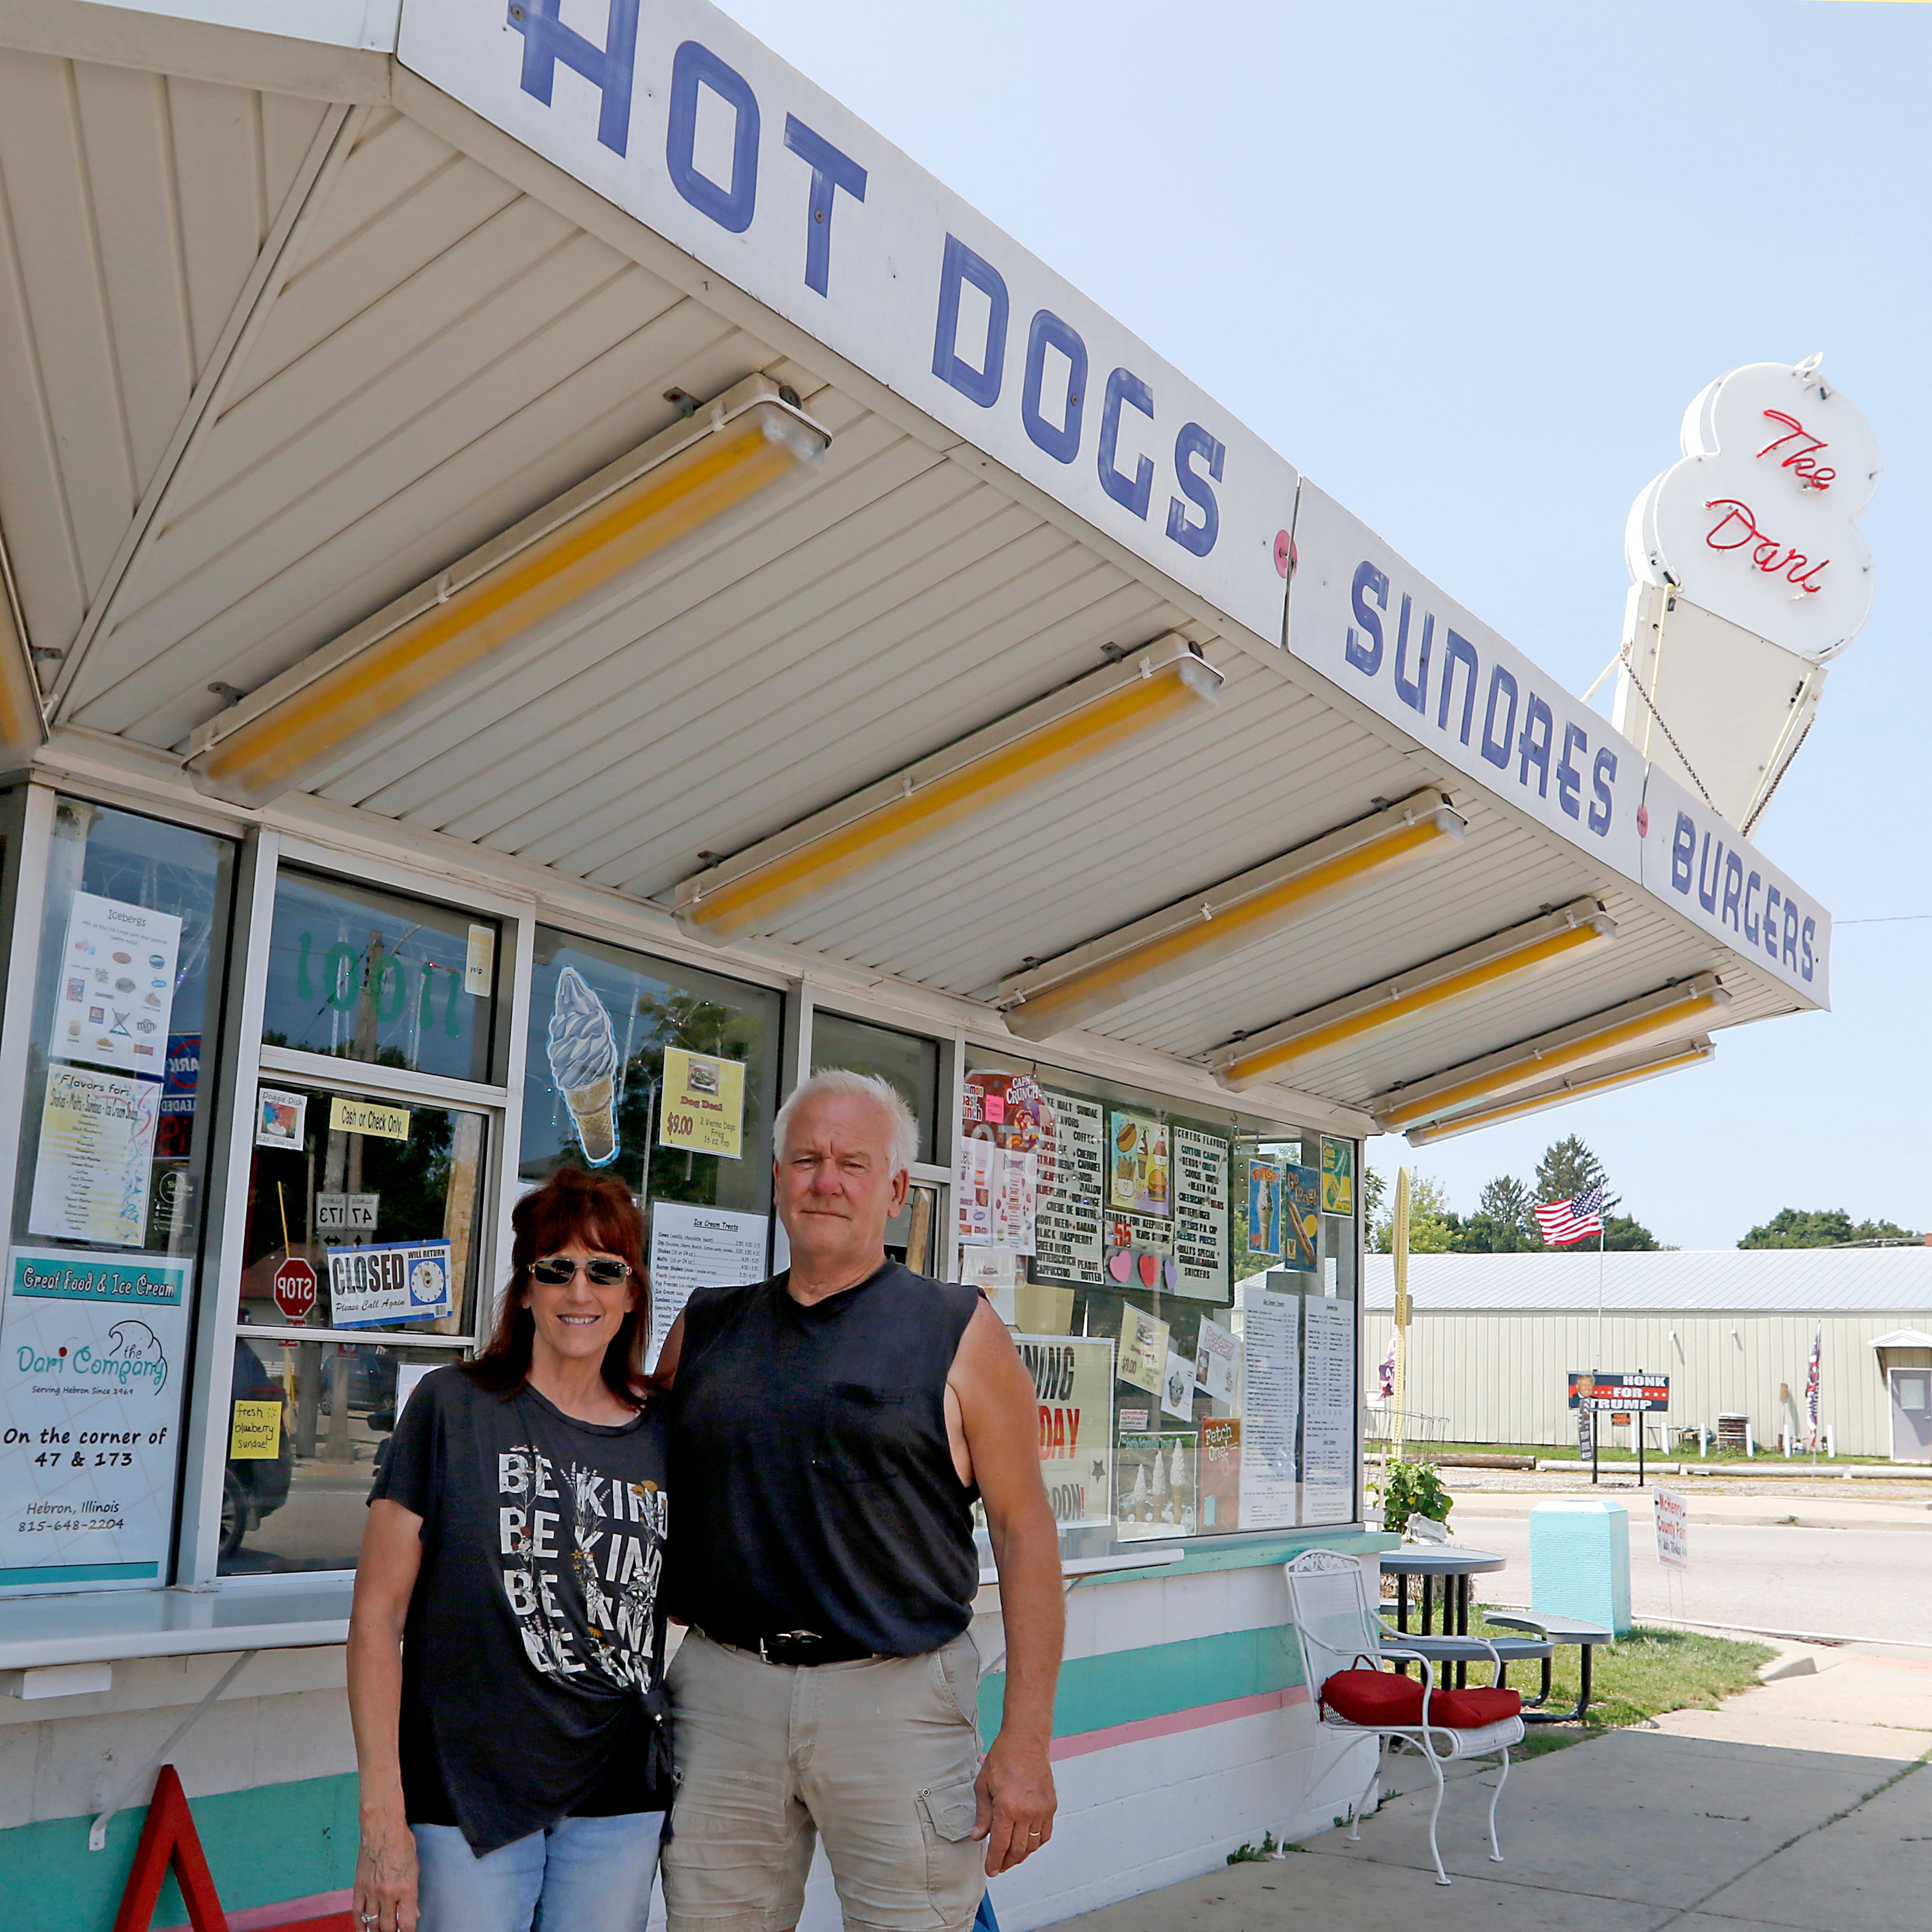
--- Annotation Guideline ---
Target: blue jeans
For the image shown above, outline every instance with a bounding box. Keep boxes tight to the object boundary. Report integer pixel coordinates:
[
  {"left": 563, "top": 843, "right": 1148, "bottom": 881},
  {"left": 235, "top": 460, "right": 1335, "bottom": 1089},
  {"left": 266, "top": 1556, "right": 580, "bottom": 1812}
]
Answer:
[{"left": 412, "top": 1811, "right": 663, "bottom": 1932}]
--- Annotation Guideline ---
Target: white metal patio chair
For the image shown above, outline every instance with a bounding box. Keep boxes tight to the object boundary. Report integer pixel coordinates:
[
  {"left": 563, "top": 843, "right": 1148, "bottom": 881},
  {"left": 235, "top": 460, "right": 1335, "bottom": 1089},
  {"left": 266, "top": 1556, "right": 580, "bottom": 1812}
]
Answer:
[{"left": 1285, "top": 1547, "right": 1526, "bottom": 1885}]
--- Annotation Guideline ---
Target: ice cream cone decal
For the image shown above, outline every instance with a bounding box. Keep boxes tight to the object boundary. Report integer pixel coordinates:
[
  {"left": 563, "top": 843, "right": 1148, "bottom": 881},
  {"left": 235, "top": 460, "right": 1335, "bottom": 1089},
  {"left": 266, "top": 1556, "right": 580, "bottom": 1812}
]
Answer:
[{"left": 548, "top": 968, "right": 620, "bottom": 1166}]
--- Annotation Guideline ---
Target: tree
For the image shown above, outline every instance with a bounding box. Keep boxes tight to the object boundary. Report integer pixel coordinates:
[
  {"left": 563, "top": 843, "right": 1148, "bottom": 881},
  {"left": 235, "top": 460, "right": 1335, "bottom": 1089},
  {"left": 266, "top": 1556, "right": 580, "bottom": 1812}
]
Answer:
[
  {"left": 1535, "top": 1135, "right": 1620, "bottom": 1214},
  {"left": 1480, "top": 1174, "right": 1535, "bottom": 1231},
  {"left": 1363, "top": 1166, "right": 1388, "bottom": 1236},
  {"left": 1740, "top": 1208, "right": 1921, "bottom": 1249},
  {"left": 1604, "top": 1214, "right": 1660, "bottom": 1251},
  {"left": 1370, "top": 1174, "right": 1459, "bottom": 1254}
]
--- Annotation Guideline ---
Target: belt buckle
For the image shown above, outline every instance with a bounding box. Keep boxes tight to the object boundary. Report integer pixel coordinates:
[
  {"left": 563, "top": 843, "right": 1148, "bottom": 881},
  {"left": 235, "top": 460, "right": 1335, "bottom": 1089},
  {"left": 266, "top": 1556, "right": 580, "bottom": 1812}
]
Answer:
[{"left": 759, "top": 1629, "right": 825, "bottom": 1666}]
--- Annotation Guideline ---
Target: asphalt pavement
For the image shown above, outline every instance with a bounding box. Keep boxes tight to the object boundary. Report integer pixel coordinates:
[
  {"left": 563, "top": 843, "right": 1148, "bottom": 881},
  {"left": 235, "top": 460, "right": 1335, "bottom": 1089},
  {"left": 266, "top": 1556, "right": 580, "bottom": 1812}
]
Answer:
[{"left": 1450, "top": 1507, "right": 1932, "bottom": 1644}]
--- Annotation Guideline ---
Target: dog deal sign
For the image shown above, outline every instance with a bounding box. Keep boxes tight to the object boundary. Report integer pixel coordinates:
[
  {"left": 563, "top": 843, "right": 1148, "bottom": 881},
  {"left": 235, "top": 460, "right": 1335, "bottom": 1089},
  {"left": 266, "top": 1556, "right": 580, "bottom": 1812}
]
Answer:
[{"left": 327, "top": 1241, "right": 454, "bottom": 1329}]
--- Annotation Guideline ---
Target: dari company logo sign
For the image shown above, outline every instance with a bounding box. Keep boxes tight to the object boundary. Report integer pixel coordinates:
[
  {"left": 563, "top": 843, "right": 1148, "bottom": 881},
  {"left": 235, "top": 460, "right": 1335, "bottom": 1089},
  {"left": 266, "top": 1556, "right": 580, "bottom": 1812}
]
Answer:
[{"left": 1626, "top": 356, "right": 1880, "bottom": 659}]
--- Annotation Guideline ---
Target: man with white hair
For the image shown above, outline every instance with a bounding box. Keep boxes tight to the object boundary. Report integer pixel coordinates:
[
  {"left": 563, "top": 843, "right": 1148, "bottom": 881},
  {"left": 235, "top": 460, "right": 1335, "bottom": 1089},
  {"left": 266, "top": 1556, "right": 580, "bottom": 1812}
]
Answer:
[{"left": 654, "top": 1068, "right": 1062, "bottom": 1932}]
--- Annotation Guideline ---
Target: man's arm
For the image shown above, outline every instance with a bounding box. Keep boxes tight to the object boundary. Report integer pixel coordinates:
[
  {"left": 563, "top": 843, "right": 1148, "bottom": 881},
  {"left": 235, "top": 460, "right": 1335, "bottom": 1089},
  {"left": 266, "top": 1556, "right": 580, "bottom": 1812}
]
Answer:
[
  {"left": 647, "top": 1311, "right": 686, "bottom": 1392},
  {"left": 949, "top": 1298, "right": 1063, "bottom": 1874}
]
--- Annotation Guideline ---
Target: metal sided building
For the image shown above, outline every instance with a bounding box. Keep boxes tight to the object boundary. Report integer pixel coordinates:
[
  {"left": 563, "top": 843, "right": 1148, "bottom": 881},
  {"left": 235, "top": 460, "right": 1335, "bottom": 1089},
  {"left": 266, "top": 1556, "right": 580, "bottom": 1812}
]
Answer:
[
  {"left": 1364, "top": 1249, "right": 1932, "bottom": 1462},
  {"left": 0, "top": 2, "right": 1835, "bottom": 1926}
]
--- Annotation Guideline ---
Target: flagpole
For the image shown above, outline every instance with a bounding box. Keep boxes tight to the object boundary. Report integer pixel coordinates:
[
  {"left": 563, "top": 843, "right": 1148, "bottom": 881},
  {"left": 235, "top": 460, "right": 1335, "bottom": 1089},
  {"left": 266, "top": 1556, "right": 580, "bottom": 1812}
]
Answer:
[{"left": 1597, "top": 1219, "right": 1605, "bottom": 1369}]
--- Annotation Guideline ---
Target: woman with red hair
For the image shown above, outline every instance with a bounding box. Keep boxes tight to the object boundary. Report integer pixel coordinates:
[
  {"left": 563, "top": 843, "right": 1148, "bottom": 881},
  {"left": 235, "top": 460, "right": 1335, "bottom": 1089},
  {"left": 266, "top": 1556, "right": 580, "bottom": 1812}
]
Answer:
[{"left": 347, "top": 1167, "right": 670, "bottom": 1932}]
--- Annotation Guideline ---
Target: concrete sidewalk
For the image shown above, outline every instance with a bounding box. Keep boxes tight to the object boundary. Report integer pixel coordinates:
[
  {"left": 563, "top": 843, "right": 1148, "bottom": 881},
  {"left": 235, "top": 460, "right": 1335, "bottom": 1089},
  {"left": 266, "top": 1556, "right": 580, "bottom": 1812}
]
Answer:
[{"left": 1047, "top": 1643, "right": 1931, "bottom": 1931}]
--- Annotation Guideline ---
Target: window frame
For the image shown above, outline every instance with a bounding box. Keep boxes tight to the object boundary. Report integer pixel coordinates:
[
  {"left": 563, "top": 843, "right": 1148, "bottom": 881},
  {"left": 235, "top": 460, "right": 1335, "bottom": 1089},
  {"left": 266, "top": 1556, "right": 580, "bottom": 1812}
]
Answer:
[{"left": 179, "top": 832, "right": 540, "bottom": 1587}]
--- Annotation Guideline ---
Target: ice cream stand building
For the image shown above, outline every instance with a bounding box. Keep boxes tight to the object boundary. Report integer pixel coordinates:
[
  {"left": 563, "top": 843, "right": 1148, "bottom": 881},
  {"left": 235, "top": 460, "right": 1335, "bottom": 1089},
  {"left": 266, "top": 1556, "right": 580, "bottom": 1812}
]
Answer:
[{"left": 0, "top": 2, "right": 1855, "bottom": 1926}]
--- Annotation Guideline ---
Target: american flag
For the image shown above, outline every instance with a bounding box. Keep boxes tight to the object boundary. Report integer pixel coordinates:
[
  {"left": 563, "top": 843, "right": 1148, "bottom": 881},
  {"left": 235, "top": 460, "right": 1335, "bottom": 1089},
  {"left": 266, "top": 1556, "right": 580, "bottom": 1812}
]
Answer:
[
  {"left": 1534, "top": 1185, "right": 1606, "bottom": 1247},
  {"left": 1804, "top": 1323, "right": 1821, "bottom": 1446}
]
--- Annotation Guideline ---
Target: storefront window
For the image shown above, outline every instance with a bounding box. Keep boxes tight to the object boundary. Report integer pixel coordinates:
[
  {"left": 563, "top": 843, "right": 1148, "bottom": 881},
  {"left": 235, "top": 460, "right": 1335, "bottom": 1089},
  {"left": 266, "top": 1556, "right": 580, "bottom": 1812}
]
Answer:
[
  {"left": 218, "top": 1340, "right": 464, "bottom": 1575},
  {"left": 811, "top": 1010, "right": 942, "bottom": 1165},
  {"left": 1, "top": 798, "right": 235, "bottom": 1594},
  {"left": 520, "top": 928, "right": 781, "bottom": 1217},
  {"left": 958, "top": 1056, "right": 1360, "bottom": 1546},
  {"left": 260, "top": 868, "right": 499, "bottom": 1084},
  {"left": 221, "top": 1081, "right": 488, "bottom": 1576}
]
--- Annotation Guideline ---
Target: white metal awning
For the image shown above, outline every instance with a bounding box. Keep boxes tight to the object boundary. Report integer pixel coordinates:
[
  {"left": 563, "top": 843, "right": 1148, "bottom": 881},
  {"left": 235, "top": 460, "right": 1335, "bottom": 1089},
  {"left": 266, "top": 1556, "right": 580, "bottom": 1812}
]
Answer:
[{"left": 0, "top": 0, "right": 1832, "bottom": 1140}]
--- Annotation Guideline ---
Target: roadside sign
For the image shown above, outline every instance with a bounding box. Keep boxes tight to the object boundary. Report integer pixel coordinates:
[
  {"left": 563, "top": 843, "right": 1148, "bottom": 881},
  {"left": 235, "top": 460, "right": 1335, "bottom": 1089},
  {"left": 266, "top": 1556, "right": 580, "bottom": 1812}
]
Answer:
[
  {"left": 1568, "top": 1371, "right": 1670, "bottom": 1412},
  {"left": 1655, "top": 1487, "right": 1689, "bottom": 1569},
  {"left": 272, "top": 1256, "right": 317, "bottom": 1324}
]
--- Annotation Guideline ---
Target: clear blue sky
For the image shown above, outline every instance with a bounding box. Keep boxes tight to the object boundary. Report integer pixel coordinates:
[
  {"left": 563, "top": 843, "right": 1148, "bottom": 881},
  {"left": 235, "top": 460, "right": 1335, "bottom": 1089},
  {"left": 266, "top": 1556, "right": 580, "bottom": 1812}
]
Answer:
[{"left": 717, "top": 0, "right": 1929, "bottom": 1248}]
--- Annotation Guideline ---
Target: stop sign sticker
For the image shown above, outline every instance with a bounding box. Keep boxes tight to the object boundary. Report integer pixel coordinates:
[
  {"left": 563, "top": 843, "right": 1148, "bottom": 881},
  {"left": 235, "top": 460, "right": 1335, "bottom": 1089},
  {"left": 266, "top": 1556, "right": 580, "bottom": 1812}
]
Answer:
[{"left": 273, "top": 1257, "right": 317, "bottom": 1324}]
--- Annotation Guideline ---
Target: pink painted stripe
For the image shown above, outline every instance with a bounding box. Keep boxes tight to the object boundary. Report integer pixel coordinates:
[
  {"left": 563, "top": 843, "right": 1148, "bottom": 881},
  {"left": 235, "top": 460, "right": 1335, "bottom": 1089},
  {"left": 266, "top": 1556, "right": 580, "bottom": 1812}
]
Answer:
[
  {"left": 1049, "top": 1683, "right": 1310, "bottom": 1761},
  {"left": 157, "top": 1889, "right": 352, "bottom": 1932}
]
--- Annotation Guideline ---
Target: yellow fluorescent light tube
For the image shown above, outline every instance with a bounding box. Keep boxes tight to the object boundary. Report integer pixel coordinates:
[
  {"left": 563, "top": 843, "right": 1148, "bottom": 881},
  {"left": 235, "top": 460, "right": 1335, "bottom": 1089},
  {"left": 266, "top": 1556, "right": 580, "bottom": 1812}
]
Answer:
[
  {"left": 1371, "top": 972, "right": 1729, "bottom": 1132},
  {"left": 1212, "top": 897, "right": 1615, "bottom": 1089},
  {"left": 675, "top": 637, "right": 1223, "bottom": 941},
  {"left": 997, "top": 789, "right": 1466, "bottom": 1043},
  {"left": 187, "top": 376, "right": 830, "bottom": 809},
  {"left": 1403, "top": 1039, "right": 1715, "bottom": 1147}
]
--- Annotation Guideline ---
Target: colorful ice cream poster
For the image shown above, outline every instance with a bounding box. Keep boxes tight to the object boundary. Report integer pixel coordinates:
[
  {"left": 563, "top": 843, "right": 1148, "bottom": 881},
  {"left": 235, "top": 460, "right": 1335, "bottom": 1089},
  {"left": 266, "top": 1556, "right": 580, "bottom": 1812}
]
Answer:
[
  {"left": 0, "top": 1247, "right": 194, "bottom": 1593},
  {"left": 660, "top": 1048, "right": 746, "bottom": 1159},
  {"left": 1239, "top": 1288, "right": 1300, "bottom": 1530},
  {"left": 1117, "top": 1432, "right": 1195, "bottom": 1539},
  {"left": 1194, "top": 1313, "right": 1239, "bottom": 1404},
  {"left": 958, "top": 1073, "right": 1055, "bottom": 1256},
  {"left": 1172, "top": 1126, "right": 1229, "bottom": 1300},
  {"left": 1014, "top": 1334, "right": 1114, "bottom": 1529},
  {"left": 1320, "top": 1138, "right": 1354, "bottom": 1217},
  {"left": 647, "top": 1202, "right": 769, "bottom": 1372},
  {"left": 1198, "top": 1416, "right": 1241, "bottom": 1531},
  {"left": 1301, "top": 1294, "right": 1356, "bottom": 1525},
  {"left": 1282, "top": 1163, "right": 1323, "bottom": 1272},
  {"left": 1107, "top": 1111, "right": 1170, "bottom": 1217},
  {"left": 1247, "top": 1161, "right": 1283, "bottom": 1260},
  {"left": 1116, "top": 1304, "right": 1170, "bottom": 1396},
  {"left": 49, "top": 892, "right": 181, "bottom": 1079},
  {"left": 27, "top": 1066, "right": 161, "bottom": 1248},
  {"left": 1031, "top": 1090, "right": 1104, "bottom": 1286},
  {"left": 1161, "top": 1350, "right": 1195, "bottom": 1423},
  {"left": 548, "top": 967, "right": 620, "bottom": 1165}
]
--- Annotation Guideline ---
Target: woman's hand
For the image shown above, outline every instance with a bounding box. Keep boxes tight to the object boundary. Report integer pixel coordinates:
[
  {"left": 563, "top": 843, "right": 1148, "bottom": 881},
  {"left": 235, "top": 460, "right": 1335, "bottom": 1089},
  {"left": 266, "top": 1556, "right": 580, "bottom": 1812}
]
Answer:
[{"left": 354, "top": 1803, "right": 419, "bottom": 1932}]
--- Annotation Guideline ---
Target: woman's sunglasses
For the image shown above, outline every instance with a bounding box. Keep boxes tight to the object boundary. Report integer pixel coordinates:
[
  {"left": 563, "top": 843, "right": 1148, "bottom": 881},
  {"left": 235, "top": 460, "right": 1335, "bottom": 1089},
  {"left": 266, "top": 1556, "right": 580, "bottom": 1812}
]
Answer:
[{"left": 530, "top": 1256, "right": 632, "bottom": 1286}]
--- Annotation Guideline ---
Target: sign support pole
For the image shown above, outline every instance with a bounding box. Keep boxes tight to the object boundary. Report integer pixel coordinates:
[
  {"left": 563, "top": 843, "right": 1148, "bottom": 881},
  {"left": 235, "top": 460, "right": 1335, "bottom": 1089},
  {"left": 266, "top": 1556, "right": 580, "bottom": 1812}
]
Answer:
[{"left": 1390, "top": 1168, "right": 1411, "bottom": 1467}]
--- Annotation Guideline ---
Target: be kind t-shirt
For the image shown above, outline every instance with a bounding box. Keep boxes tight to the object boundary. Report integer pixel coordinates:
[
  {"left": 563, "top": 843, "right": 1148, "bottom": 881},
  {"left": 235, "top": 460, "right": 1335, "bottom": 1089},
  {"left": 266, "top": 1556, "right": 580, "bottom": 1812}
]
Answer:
[{"left": 370, "top": 1367, "right": 671, "bottom": 1851}]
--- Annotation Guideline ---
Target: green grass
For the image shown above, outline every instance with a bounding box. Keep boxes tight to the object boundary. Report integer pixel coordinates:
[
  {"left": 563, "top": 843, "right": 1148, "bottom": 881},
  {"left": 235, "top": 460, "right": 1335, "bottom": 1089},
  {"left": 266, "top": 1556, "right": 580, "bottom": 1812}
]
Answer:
[{"left": 1464, "top": 1616, "right": 1775, "bottom": 1757}]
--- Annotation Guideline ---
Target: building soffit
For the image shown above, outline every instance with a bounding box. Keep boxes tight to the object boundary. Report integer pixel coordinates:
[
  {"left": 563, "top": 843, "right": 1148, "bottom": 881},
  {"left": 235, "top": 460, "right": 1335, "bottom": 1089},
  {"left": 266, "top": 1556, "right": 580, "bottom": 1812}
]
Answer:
[{"left": 0, "top": 3, "right": 1826, "bottom": 1136}]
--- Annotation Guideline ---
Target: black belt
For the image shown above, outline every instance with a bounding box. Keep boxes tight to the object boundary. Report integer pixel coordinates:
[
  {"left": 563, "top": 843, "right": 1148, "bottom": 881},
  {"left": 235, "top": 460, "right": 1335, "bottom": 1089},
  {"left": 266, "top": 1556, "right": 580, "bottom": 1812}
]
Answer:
[{"left": 715, "top": 1628, "right": 880, "bottom": 1667}]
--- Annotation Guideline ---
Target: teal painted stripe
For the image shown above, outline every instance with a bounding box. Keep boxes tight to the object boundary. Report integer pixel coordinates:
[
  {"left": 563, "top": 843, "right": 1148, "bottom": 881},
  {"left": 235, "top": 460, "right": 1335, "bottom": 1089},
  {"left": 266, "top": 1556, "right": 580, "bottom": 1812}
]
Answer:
[
  {"left": 0, "top": 1772, "right": 358, "bottom": 1932},
  {"left": 978, "top": 1623, "right": 1304, "bottom": 1747},
  {"left": 0, "top": 1560, "right": 157, "bottom": 1585}
]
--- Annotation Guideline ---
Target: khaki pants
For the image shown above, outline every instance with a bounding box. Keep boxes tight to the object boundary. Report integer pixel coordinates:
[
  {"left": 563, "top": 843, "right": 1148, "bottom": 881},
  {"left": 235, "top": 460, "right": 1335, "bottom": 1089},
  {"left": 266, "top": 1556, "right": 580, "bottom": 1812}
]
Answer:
[{"left": 661, "top": 1629, "right": 985, "bottom": 1932}]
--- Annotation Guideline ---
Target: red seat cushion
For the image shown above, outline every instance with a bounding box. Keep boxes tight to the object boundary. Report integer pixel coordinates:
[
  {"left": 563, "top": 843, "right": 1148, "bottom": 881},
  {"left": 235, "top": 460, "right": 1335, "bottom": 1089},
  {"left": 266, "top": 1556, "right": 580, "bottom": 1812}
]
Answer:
[{"left": 1321, "top": 1670, "right": 1521, "bottom": 1729}]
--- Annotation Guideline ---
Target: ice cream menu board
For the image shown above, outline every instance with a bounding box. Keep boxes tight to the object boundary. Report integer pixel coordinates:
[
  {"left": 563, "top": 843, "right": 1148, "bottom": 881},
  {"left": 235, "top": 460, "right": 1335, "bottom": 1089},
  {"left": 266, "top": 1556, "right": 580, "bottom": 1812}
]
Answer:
[
  {"left": 0, "top": 1247, "right": 193, "bottom": 1592},
  {"left": 1172, "top": 1127, "right": 1228, "bottom": 1300},
  {"left": 1301, "top": 1293, "right": 1356, "bottom": 1524},
  {"left": 1239, "top": 1288, "right": 1300, "bottom": 1529},
  {"left": 28, "top": 1067, "right": 160, "bottom": 1249},
  {"left": 647, "top": 1202, "right": 769, "bottom": 1371},
  {"left": 48, "top": 892, "right": 181, "bottom": 1078},
  {"left": 1032, "top": 1091, "right": 1104, "bottom": 1285}
]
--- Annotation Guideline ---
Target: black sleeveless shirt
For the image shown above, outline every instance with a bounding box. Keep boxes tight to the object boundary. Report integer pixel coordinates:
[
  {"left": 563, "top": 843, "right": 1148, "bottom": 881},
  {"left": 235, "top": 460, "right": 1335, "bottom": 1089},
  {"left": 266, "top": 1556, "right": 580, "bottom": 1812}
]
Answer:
[{"left": 667, "top": 1260, "right": 982, "bottom": 1657}]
